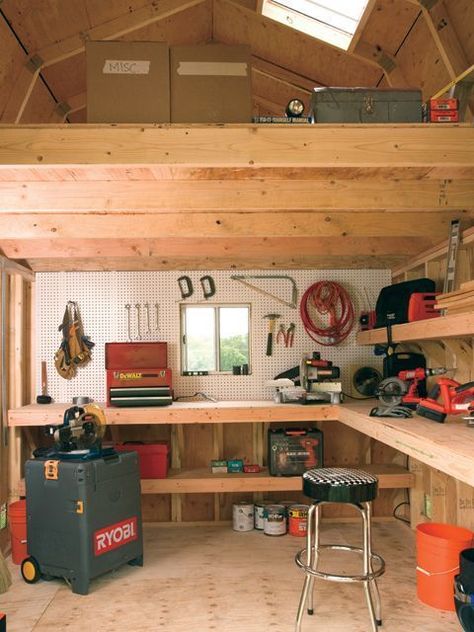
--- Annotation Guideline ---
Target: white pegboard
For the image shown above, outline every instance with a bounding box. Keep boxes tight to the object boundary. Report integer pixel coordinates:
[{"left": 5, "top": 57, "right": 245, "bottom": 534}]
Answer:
[{"left": 36, "top": 269, "right": 391, "bottom": 403}]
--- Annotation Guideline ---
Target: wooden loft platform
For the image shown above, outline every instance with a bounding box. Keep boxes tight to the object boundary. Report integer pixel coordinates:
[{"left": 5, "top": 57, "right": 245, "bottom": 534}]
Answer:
[{"left": 0, "top": 123, "right": 473, "bottom": 272}]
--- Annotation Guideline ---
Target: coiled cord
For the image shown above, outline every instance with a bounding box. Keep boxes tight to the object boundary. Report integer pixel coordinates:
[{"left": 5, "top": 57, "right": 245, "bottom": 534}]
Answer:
[{"left": 300, "top": 281, "right": 355, "bottom": 346}]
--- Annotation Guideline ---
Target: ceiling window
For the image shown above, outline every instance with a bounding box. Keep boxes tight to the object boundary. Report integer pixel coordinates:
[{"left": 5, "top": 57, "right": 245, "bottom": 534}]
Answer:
[{"left": 261, "top": 0, "right": 370, "bottom": 50}]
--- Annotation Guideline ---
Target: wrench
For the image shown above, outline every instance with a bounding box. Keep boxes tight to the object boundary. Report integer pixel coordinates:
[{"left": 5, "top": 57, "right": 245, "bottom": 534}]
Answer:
[
  {"left": 144, "top": 302, "right": 151, "bottom": 335},
  {"left": 135, "top": 303, "right": 142, "bottom": 340},
  {"left": 155, "top": 303, "right": 160, "bottom": 332},
  {"left": 125, "top": 304, "right": 132, "bottom": 341}
]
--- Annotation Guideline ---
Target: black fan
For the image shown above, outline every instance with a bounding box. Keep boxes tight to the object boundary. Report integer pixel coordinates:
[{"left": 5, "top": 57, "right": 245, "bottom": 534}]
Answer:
[{"left": 353, "top": 367, "right": 383, "bottom": 397}]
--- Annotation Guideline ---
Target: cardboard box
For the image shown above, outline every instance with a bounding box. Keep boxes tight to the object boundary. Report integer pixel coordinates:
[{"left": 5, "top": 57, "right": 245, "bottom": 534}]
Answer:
[
  {"left": 170, "top": 44, "right": 252, "bottom": 123},
  {"left": 87, "top": 41, "right": 170, "bottom": 123}
]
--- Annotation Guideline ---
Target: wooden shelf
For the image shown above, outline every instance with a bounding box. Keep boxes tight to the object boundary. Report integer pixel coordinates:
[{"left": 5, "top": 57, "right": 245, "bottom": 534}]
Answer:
[
  {"left": 356, "top": 312, "right": 474, "bottom": 345},
  {"left": 140, "top": 464, "right": 414, "bottom": 494},
  {"left": 7, "top": 401, "right": 338, "bottom": 427}
]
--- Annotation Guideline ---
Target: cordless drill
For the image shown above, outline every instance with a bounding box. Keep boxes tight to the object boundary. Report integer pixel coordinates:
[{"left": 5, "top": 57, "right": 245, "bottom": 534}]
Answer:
[{"left": 417, "top": 377, "right": 474, "bottom": 423}]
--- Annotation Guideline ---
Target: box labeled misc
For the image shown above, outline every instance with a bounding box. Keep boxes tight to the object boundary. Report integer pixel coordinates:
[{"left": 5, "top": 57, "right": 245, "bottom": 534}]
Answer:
[
  {"left": 227, "top": 459, "right": 244, "bottom": 473},
  {"left": 87, "top": 41, "right": 170, "bottom": 123},
  {"left": 170, "top": 44, "right": 252, "bottom": 123},
  {"left": 114, "top": 442, "right": 170, "bottom": 479}
]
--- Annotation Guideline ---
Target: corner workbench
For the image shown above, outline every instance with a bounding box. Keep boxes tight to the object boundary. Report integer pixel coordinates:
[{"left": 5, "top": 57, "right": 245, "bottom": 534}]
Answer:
[{"left": 8, "top": 400, "right": 474, "bottom": 490}]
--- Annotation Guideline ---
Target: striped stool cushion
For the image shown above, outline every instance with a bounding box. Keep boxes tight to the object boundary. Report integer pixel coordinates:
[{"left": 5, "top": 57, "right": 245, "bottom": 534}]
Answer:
[{"left": 303, "top": 467, "right": 378, "bottom": 503}]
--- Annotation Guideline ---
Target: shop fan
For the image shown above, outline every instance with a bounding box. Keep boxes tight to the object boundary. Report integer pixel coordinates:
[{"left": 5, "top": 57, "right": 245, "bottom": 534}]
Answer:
[{"left": 352, "top": 367, "right": 382, "bottom": 398}]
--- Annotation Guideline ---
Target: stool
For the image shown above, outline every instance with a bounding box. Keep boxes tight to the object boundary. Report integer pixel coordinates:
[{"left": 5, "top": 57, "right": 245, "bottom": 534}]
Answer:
[{"left": 295, "top": 468, "right": 385, "bottom": 632}]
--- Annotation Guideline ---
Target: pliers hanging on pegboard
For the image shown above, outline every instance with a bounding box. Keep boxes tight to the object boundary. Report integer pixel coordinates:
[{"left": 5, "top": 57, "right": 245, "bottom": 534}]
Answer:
[{"left": 276, "top": 323, "right": 296, "bottom": 347}]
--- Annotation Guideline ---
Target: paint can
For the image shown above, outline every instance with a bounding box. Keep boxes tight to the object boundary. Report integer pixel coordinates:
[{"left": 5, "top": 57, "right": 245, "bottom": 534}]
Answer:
[
  {"left": 233, "top": 502, "right": 254, "bottom": 532},
  {"left": 263, "top": 504, "right": 287, "bottom": 536},
  {"left": 279, "top": 499, "right": 296, "bottom": 526},
  {"left": 288, "top": 504, "right": 309, "bottom": 537},
  {"left": 254, "top": 500, "right": 273, "bottom": 530}
]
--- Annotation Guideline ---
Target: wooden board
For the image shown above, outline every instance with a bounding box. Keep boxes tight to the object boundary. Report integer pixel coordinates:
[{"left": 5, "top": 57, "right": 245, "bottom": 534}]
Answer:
[
  {"left": 0, "top": 124, "right": 473, "bottom": 169},
  {"left": 140, "top": 464, "right": 414, "bottom": 493},
  {"left": 357, "top": 312, "right": 474, "bottom": 344}
]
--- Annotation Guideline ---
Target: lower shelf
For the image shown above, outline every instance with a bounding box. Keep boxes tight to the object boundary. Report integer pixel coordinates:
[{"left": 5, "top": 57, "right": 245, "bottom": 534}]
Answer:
[{"left": 140, "top": 464, "right": 414, "bottom": 494}]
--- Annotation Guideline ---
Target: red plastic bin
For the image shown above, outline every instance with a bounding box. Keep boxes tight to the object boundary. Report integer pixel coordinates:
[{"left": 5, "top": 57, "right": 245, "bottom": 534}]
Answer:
[{"left": 114, "top": 442, "right": 170, "bottom": 479}]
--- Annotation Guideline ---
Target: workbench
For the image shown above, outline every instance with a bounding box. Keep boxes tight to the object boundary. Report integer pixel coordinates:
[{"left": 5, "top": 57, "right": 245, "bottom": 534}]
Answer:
[{"left": 8, "top": 401, "right": 474, "bottom": 493}]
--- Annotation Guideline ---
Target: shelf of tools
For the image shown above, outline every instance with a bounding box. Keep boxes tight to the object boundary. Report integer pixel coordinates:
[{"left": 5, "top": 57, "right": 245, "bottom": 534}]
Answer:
[{"left": 357, "top": 224, "right": 474, "bottom": 529}]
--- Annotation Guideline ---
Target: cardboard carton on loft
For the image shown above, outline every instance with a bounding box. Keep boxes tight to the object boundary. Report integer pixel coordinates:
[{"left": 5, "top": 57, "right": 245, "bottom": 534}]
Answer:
[
  {"left": 86, "top": 40, "right": 170, "bottom": 123},
  {"left": 170, "top": 44, "right": 252, "bottom": 123}
]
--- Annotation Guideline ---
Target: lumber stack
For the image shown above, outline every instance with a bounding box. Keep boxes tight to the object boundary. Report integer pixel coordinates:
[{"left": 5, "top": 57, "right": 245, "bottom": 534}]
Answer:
[{"left": 435, "top": 280, "right": 474, "bottom": 314}]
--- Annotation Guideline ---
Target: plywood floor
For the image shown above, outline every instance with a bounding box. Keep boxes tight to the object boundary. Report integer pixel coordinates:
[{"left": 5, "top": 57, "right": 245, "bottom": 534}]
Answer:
[{"left": 2, "top": 521, "right": 459, "bottom": 632}]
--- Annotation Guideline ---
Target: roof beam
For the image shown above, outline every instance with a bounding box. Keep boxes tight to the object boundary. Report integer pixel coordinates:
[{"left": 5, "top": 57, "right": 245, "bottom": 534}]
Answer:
[
  {"left": 0, "top": 179, "right": 472, "bottom": 212},
  {"left": 353, "top": 42, "right": 408, "bottom": 87},
  {"left": 413, "top": 0, "right": 470, "bottom": 80},
  {"left": 2, "top": 0, "right": 207, "bottom": 124},
  {"left": 348, "top": 0, "right": 378, "bottom": 53}
]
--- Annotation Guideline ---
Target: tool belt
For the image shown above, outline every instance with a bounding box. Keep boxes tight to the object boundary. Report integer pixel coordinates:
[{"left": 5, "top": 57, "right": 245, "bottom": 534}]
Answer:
[{"left": 54, "top": 302, "right": 94, "bottom": 380}]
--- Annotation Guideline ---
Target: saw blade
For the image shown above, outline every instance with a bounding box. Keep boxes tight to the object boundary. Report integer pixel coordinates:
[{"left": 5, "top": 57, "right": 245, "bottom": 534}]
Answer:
[{"left": 377, "top": 377, "right": 408, "bottom": 406}]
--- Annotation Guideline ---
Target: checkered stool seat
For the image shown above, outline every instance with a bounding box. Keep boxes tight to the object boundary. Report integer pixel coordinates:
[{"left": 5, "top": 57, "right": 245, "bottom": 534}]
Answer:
[{"left": 303, "top": 467, "right": 378, "bottom": 504}]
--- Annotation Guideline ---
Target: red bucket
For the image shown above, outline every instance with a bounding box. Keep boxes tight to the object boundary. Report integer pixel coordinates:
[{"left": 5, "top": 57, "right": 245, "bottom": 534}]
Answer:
[{"left": 9, "top": 500, "right": 27, "bottom": 565}]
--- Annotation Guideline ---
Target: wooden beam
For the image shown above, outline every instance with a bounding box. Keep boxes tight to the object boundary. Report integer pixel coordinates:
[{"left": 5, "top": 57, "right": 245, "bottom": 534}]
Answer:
[
  {"left": 353, "top": 42, "right": 408, "bottom": 87},
  {"left": 2, "top": 0, "right": 207, "bottom": 123},
  {"left": 0, "top": 179, "right": 472, "bottom": 212},
  {"left": 0, "top": 124, "right": 473, "bottom": 169},
  {"left": 0, "top": 210, "right": 466, "bottom": 240},
  {"left": 252, "top": 95, "right": 282, "bottom": 116},
  {"left": 419, "top": 0, "right": 470, "bottom": 80},
  {"left": 251, "top": 56, "right": 317, "bottom": 93},
  {"left": 22, "top": 254, "right": 409, "bottom": 272},
  {"left": 0, "top": 236, "right": 433, "bottom": 260},
  {"left": 348, "top": 0, "right": 378, "bottom": 53}
]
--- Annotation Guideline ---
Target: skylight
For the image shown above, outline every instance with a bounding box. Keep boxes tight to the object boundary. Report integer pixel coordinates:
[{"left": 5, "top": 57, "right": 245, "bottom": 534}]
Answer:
[{"left": 261, "top": 0, "right": 370, "bottom": 51}]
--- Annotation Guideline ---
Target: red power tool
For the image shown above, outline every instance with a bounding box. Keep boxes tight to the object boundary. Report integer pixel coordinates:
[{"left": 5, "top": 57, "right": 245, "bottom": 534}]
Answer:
[
  {"left": 416, "top": 377, "right": 474, "bottom": 423},
  {"left": 376, "top": 367, "right": 447, "bottom": 409}
]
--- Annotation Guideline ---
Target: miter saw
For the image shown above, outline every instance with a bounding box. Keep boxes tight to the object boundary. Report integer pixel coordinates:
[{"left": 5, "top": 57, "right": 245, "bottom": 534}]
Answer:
[{"left": 37, "top": 403, "right": 109, "bottom": 460}]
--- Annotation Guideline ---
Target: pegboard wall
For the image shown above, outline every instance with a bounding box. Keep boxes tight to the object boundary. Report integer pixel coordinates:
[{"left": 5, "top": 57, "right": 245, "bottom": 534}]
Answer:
[{"left": 36, "top": 269, "right": 390, "bottom": 403}]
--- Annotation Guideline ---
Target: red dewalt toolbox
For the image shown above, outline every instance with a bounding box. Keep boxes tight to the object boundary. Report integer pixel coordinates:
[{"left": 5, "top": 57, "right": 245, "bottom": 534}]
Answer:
[
  {"left": 106, "top": 367, "right": 173, "bottom": 407},
  {"left": 105, "top": 342, "right": 168, "bottom": 370},
  {"left": 114, "top": 442, "right": 170, "bottom": 478}
]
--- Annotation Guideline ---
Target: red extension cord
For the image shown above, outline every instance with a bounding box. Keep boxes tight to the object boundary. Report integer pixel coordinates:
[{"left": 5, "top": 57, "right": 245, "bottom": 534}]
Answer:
[{"left": 300, "top": 281, "right": 355, "bottom": 346}]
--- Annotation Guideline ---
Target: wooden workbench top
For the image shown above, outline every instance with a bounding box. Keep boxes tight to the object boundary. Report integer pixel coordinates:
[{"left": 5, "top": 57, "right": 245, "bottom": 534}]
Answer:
[
  {"left": 8, "top": 400, "right": 474, "bottom": 488},
  {"left": 7, "top": 400, "right": 338, "bottom": 426}
]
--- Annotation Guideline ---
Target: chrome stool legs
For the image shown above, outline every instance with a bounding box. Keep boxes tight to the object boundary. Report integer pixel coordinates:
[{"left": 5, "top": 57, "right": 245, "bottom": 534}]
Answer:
[{"left": 295, "top": 501, "right": 384, "bottom": 632}]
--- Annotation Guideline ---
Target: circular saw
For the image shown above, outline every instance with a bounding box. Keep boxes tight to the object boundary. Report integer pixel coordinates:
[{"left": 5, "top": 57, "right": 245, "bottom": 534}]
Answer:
[{"left": 376, "top": 377, "right": 408, "bottom": 406}]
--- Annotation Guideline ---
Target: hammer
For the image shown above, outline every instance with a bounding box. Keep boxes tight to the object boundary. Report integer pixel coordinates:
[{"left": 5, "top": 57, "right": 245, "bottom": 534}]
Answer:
[{"left": 263, "top": 313, "right": 280, "bottom": 356}]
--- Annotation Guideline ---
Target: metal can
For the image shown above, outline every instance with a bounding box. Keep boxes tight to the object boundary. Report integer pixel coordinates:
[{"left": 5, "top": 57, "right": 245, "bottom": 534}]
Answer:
[
  {"left": 288, "top": 504, "right": 309, "bottom": 537},
  {"left": 279, "top": 499, "right": 296, "bottom": 526},
  {"left": 254, "top": 500, "right": 273, "bottom": 530},
  {"left": 233, "top": 502, "right": 254, "bottom": 532},
  {"left": 263, "top": 504, "right": 287, "bottom": 536}
]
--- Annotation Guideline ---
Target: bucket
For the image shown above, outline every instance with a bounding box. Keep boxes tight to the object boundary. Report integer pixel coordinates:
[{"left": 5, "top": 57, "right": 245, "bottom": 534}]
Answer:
[
  {"left": 9, "top": 500, "right": 27, "bottom": 565},
  {"left": 416, "top": 522, "right": 474, "bottom": 611}
]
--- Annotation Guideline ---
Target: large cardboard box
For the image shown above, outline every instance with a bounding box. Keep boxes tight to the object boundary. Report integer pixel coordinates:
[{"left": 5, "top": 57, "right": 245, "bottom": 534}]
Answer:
[
  {"left": 87, "top": 41, "right": 170, "bottom": 123},
  {"left": 170, "top": 44, "right": 252, "bottom": 123}
]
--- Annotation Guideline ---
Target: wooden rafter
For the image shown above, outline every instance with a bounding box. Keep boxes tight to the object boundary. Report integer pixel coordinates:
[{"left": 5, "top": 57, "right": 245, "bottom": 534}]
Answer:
[
  {"left": 348, "top": 0, "right": 378, "bottom": 53},
  {"left": 353, "top": 41, "right": 408, "bottom": 87},
  {"left": 1, "top": 0, "right": 207, "bottom": 124}
]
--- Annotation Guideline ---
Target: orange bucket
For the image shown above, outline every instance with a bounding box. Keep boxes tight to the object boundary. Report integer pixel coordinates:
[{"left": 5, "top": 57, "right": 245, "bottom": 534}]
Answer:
[
  {"left": 416, "top": 522, "right": 474, "bottom": 611},
  {"left": 9, "top": 500, "right": 27, "bottom": 565}
]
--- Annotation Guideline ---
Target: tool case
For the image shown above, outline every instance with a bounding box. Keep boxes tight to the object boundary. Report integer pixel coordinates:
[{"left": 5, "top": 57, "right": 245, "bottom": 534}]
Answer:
[
  {"left": 105, "top": 342, "right": 168, "bottom": 369},
  {"left": 310, "top": 87, "right": 422, "bottom": 123},
  {"left": 268, "top": 427, "right": 323, "bottom": 476},
  {"left": 25, "top": 451, "right": 143, "bottom": 594}
]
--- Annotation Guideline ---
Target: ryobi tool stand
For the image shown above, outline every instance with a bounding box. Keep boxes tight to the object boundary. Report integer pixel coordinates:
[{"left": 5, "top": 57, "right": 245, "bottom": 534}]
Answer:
[{"left": 21, "top": 404, "right": 143, "bottom": 595}]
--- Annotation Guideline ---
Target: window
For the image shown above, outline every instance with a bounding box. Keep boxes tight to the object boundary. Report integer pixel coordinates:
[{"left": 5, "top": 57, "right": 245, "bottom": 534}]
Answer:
[
  {"left": 181, "top": 305, "right": 250, "bottom": 373},
  {"left": 261, "top": 0, "right": 370, "bottom": 51}
]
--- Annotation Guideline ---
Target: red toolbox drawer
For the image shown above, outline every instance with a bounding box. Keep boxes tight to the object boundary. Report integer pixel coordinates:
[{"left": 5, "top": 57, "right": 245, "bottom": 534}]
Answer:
[
  {"left": 114, "top": 442, "right": 170, "bottom": 479},
  {"left": 105, "top": 342, "right": 168, "bottom": 370}
]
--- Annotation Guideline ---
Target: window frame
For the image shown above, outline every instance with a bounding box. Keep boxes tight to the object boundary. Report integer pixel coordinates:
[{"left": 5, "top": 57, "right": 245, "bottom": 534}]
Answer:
[{"left": 180, "top": 303, "right": 252, "bottom": 375}]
